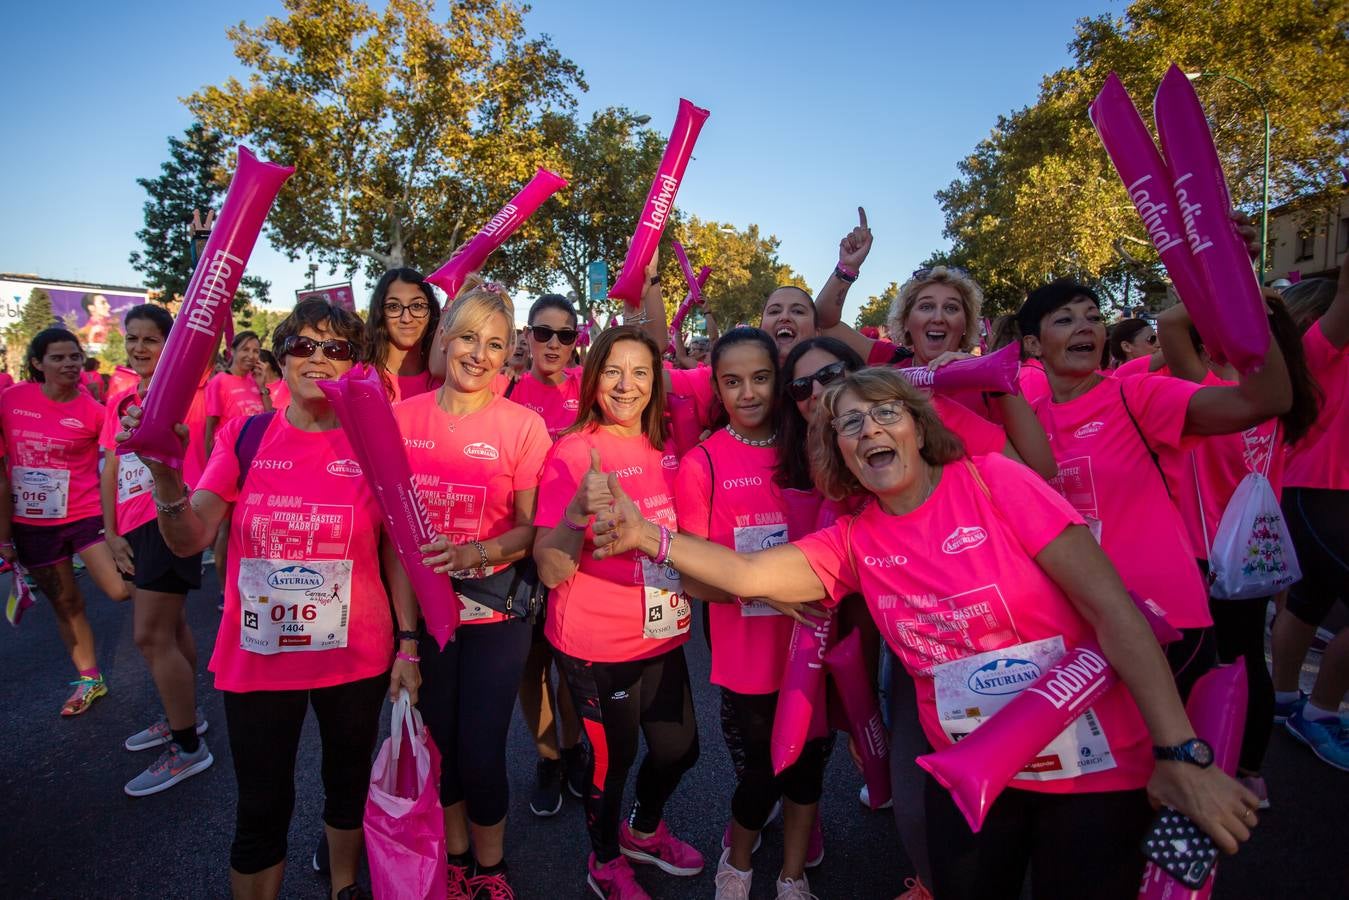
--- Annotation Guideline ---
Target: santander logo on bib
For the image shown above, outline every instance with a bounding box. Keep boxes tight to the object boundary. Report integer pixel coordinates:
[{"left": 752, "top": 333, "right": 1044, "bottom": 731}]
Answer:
[
  {"left": 60, "top": 417, "right": 84, "bottom": 430},
  {"left": 1073, "top": 421, "right": 1105, "bottom": 439},
  {"left": 942, "top": 525, "right": 988, "bottom": 555},
  {"left": 464, "top": 442, "right": 499, "bottom": 461},
  {"left": 326, "top": 459, "right": 362, "bottom": 478}
]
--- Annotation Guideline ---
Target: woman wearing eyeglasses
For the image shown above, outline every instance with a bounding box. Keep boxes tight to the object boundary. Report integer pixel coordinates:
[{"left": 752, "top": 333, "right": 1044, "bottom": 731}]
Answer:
[
  {"left": 365, "top": 268, "right": 443, "bottom": 402},
  {"left": 590, "top": 366, "right": 1262, "bottom": 900},
  {"left": 119, "top": 299, "right": 416, "bottom": 900}
]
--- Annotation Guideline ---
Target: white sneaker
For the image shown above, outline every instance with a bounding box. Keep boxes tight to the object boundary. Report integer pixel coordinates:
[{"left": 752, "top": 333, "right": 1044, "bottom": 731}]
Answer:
[
  {"left": 859, "top": 783, "right": 894, "bottom": 809},
  {"left": 713, "top": 847, "right": 752, "bottom": 900},
  {"left": 775, "top": 873, "right": 816, "bottom": 899}
]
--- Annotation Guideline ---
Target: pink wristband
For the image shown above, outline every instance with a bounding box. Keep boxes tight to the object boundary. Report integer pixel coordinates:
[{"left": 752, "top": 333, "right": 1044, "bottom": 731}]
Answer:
[
  {"left": 655, "top": 525, "right": 672, "bottom": 565},
  {"left": 396, "top": 651, "right": 421, "bottom": 664},
  {"left": 561, "top": 513, "right": 587, "bottom": 532},
  {"left": 835, "top": 262, "right": 859, "bottom": 279}
]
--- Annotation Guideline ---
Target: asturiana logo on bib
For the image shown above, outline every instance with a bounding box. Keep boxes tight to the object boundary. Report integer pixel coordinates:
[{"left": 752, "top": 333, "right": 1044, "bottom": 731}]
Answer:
[
  {"left": 760, "top": 528, "right": 788, "bottom": 550},
  {"left": 464, "top": 442, "right": 499, "bottom": 461},
  {"left": 864, "top": 554, "right": 907, "bottom": 568},
  {"left": 267, "top": 565, "right": 325, "bottom": 590},
  {"left": 20, "top": 471, "right": 53, "bottom": 487},
  {"left": 942, "top": 526, "right": 987, "bottom": 555},
  {"left": 968, "top": 658, "right": 1042, "bottom": 696},
  {"left": 326, "top": 459, "right": 362, "bottom": 478},
  {"left": 59, "top": 417, "right": 85, "bottom": 430},
  {"left": 1074, "top": 421, "right": 1105, "bottom": 439}
]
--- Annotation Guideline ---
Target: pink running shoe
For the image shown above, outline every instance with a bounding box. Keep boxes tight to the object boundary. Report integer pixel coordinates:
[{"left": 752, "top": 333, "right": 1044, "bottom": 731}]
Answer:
[
  {"left": 466, "top": 869, "right": 515, "bottom": 900},
  {"left": 588, "top": 854, "right": 651, "bottom": 900},
  {"left": 446, "top": 859, "right": 472, "bottom": 899},
  {"left": 619, "top": 820, "right": 704, "bottom": 876},
  {"left": 895, "top": 875, "right": 934, "bottom": 900}
]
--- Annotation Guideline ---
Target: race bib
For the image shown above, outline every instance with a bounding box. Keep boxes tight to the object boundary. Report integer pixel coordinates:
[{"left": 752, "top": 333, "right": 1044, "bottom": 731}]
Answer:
[
  {"left": 933, "top": 636, "right": 1116, "bottom": 782},
  {"left": 733, "top": 523, "right": 789, "bottom": 617},
  {"left": 640, "top": 557, "right": 691, "bottom": 640},
  {"left": 11, "top": 466, "right": 70, "bottom": 519},
  {"left": 117, "top": 454, "right": 154, "bottom": 505},
  {"left": 237, "top": 558, "right": 353, "bottom": 655}
]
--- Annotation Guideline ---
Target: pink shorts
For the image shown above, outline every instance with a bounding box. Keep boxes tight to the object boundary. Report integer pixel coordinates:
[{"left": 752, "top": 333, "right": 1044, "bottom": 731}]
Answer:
[{"left": 11, "top": 515, "right": 105, "bottom": 570}]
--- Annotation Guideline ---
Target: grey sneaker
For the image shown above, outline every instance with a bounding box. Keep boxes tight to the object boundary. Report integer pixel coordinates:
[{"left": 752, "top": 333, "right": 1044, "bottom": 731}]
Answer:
[
  {"left": 124, "top": 741, "right": 214, "bottom": 797},
  {"left": 124, "top": 709, "right": 208, "bottom": 751}
]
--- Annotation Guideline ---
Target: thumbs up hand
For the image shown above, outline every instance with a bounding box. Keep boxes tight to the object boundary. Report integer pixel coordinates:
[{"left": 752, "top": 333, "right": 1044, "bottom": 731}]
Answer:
[
  {"left": 565, "top": 448, "right": 615, "bottom": 527},
  {"left": 592, "top": 472, "right": 650, "bottom": 559}
]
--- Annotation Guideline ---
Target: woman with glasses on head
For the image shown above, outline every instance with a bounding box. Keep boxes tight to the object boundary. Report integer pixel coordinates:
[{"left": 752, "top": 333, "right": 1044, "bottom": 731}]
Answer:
[
  {"left": 393, "top": 279, "right": 552, "bottom": 898},
  {"left": 366, "top": 267, "right": 442, "bottom": 402},
  {"left": 119, "top": 299, "right": 417, "bottom": 900},
  {"left": 591, "top": 366, "right": 1262, "bottom": 900}
]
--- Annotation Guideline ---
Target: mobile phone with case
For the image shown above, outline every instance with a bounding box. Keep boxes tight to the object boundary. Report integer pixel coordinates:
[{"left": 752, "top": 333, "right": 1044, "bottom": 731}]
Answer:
[{"left": 1141, "top": 807, "right": 1219, "bottom": 889}]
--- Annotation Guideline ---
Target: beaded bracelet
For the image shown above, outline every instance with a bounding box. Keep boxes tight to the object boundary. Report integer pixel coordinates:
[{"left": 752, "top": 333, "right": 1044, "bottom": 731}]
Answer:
[
  {"left": 155, "top": 491, "right": 190, "bottom": 517},
  {"left": 471, "top": 540, "right": 489, "bottom": 578},
  {"left": 395, "top": 650, "right": 421, "bottom": 664}
]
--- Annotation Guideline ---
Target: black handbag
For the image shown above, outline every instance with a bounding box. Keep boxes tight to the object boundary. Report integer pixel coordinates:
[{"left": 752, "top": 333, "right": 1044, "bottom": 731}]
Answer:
[{"left": 450, "top": 558, "right": 546, "bottom": 621}]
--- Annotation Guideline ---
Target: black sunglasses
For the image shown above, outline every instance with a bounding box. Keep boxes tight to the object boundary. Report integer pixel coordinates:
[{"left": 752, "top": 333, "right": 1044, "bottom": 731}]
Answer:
[
  {"left": 280, "top": 336, "right": 355, "bottom": 361},
  {"left": 787, "top": 361, "right": 847, "bottom": 402},
  {"left": 528, "top": 325, "right": 579, "bottom": 345}
]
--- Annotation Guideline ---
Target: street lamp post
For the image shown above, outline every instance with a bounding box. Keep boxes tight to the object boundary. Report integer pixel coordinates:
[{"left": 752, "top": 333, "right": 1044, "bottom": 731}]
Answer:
[{"left": 1185, "top": 71, "right": 1271, "bottom": 285}]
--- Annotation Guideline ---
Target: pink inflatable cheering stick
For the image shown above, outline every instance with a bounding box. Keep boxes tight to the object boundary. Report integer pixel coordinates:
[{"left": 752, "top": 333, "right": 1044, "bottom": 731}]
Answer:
[
  {"left": 668, "top": 260, "right": 712, "bottom": 339},
  {"left": 609, "top": 99, "right": 711, "bottom": 307},
  {"left": 427, "top": 168, "right": 568, "bottom": 300},
  {"left": 120, "top": 147, "right": 292, "bottom": 466},
  {"left": 1154, "top": 65, "right": 1269, "bottom": 374},
  {"left": 898, "top": 343, "right": 1020, "bottom": 395},
  {"left": 917, "top": 592, "right": 1180, "bottom": 832},
  {"left": 826, "top": 629, "right": 892, "bottom": 809},
  {"left": 772, "top": 608, "right": 835, "bottom": 774},
  {"left": 319, "top": 365, "right": 460, "bottom": 648},
  {"left": 1089, "top": 73, "right": 1227, "bottom": 364},
  {"left": 1138, "top": 661, "right": 1248, "bottom": 900}
]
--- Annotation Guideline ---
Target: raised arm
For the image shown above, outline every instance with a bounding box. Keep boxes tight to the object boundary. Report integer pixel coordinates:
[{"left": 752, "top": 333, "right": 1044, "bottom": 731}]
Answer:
[
  {"left": 631, "top": 250, "right": 670, "bottom": 350},
  {"left": 1320, "top": 251, "right": 1349, "bottom": 348},
  {"left": 815, "top": 208, "right": 872, "bottom": 330},
  {"left": 1183, "top": 305, "right": 1291, "bottom": 436},
  {"left": 1155, "top": 302, "right": 1209, "bottom": 384},
  {"left": 988, "top": 394, "right": 1057, "bottom": 479},
  {"left": 593, "top": 472, "right": 827, "bottom": 604}
]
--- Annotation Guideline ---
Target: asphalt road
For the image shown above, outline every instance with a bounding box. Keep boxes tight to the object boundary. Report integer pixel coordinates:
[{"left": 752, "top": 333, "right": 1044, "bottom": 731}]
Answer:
[{"left": 0, "top": 565, "right": 1344, "bottom": 899}]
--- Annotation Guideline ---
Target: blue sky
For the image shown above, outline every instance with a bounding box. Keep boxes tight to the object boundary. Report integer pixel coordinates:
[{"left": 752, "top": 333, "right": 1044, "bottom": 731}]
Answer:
[{"left": 0, "top": 0, "right": 1120, "bottom": 322}]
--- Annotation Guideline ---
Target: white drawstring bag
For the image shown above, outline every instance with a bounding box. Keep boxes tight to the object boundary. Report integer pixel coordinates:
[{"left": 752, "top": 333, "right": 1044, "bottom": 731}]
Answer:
[{"left": 1198, "top": 456, "right": 1301, "bottom": 600}]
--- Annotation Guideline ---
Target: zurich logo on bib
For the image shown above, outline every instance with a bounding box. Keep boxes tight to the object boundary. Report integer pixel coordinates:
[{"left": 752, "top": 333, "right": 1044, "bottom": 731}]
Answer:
[
  {"left": 967, "top": 658, "right": 1042, "bottom": 696},
  {"left": 266, "top": 565, "right": 326, "bottom": 591}
]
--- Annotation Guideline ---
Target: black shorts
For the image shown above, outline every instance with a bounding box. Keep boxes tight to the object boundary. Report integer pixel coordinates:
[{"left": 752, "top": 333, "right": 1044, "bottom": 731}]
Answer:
[
  {"left": 11, "top": 515, "right": 104, "bottom": 570},
  {"left": 1281, "top": 487, "right": 1348, "bottom": 625},
  {"left": 125, "top": 519, "right": 203, "bottom": 595}
]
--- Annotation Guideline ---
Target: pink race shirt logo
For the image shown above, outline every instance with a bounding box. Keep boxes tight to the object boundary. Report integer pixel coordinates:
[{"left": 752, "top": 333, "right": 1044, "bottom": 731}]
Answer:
[
  {"left": 326, "top": 459, "right": 362, "bottom": 478},
  {"left": 59, "top": 417, "right": 84, "bottom": 430},
  {"left": 464, "top": 442, "right": 500, "bottom": 461},
  {"left": 864, "top": 554, "right": 908, "bottom": 568},
  {"left": 942, "top": 526, "right": 988, "bottom": 555},
  {"left": 563, "top": 399, "right": 580, "bottom": 411},
  {"left": 12, "top": 408, "right": 41, "bottom": 419},
  {"left": 1073, "top": 421, "right": 1105, "bottom": 439},
  {"left": 404, "top": 438, "right": 436, "bottom": 450},
  {"left": 661, "top": 456, "right": 678, "bottom": 470}
]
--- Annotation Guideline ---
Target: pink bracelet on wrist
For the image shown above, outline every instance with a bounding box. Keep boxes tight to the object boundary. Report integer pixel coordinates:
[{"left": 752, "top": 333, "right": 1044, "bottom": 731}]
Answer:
[
  {"left": 396, "top": 650, "right": 421, "bottom": 664},
  {"left": 561, "top": 512, "right": 587, "bottom": 532},
  {"left": 654, "top": 525, "right": 672, "bottom": 565},
  {"left": 835, "top": 262, "right": 859, "bottom": 279}
]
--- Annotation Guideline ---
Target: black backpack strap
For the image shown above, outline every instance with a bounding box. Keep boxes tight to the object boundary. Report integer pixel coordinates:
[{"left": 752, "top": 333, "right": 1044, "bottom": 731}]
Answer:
[
  {"left": 233, "top": 411, "right": 277, "bottom": 491},
  {"left": 1119, "top": 383, "right": 1173, "bottom": 501},
  {"left": 889, "top": 345, "right": 915, "bottom": 366},
  {"left": 504, "top": 377, "right": 518, "bottom": 399}
]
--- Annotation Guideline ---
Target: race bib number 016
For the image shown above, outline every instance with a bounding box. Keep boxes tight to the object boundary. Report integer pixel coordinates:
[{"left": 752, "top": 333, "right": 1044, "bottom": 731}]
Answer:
[
  {"left": 238, "top": 558, "right": 353, "bottom": 655},
  {"left": 11, "top": 466, "right": 70, "bottom": 519}
]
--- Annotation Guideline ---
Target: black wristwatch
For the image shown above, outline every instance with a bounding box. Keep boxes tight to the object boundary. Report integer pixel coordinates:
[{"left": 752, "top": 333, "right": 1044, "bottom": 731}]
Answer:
[
  {"left": 396, "top": 629, "right": 420, "bottom": 643},
  {"left": 1153, "top": 738, "right": 1214, "bottom": 768}
]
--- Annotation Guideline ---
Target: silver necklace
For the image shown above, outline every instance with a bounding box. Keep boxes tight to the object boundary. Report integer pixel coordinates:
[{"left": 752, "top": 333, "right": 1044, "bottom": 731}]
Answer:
[{"left": 725, "top": 425, "right": 776, "bottom": 447}]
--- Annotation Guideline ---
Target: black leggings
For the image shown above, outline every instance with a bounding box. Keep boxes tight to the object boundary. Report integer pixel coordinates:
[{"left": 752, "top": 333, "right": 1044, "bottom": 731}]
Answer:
[
  {"left": 719, "top": 688, "right": 828, "bottom": 830},
  {"left": 1282, "top": 486, "right": 1349, "bottom": 625},
  {"left": 223, "top": 673, "right": 387, "bottom": 874},
  {"left": 418, "top": 618, "right": 533, "bottom": 825},
  {"left": 925, "top": 777, "right": 1153, "bottom": 900},
  {"left": 1166, "top": 623, "right": 1218, "bottom": 702},
  {"left": 556, "top": 645, "right": 700, "bottom": 862}
]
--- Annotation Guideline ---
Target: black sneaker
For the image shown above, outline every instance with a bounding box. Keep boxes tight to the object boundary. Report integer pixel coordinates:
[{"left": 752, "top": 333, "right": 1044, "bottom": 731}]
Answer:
[
  {"left": 562, "top": 743, "right": 590, "bottom": 799},
  {"left": 335, "top": 885, "right": 369, "bottom": 900},
  {"left": 529, "top": 757, "right": 564, "bottom": 817},
  {"left": 312, "top": 830, "right": 330, "bottom": 875}
]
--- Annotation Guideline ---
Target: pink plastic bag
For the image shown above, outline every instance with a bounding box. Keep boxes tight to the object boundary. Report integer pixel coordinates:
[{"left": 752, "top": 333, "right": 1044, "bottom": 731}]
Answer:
[
  {"left": 120, "top": 147, "right": 293, "bottom": 466},
  {"left": 365, "top": 691, "right": 447, "bottom": 900},
  {"left": 4, "top": 561, "right": 37, "bottom": 627},
  {"left": 826, "top": 629, "right": 891, "bottom": 809},
  {"left": 897, "top": 343, "right": 1020, "bottom": 395},
  {"left": 917, "top": 592, "right": 1180, "bottom": 831},
  {"left": 1138, "top": 661, "right": 1248, "bottom": 900},
  {"left": 1089, "top": 73, "right": 1226, "bottom": 363},
  {"left": 318, "top": 365, "right": 460, "bottom": 647},
  {"left": 609, "top": 99, "right": 711, "bottom": 306},
  {"left": 427, "top": 168, "right": 566, "bottom": 300},
  {"left": 1154, "top": 65, "right": 1269, "bottom": 374}
]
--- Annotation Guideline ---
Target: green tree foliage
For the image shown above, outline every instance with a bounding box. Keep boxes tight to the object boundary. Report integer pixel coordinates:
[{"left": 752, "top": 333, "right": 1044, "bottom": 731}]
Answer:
[
  {"left": 665, "top": 217, "right": 809, "bottom": 331},
  {"left": 186, "top": 0, "right": 584, "bottom": 277},
  {"left": 2, "top": 289, "right": 56, "bottom": 378},
  {"left": 100, "top": 329, "right": 127, "bottom": 369},
  {"left": 855, "top": 281, "right": 898, "bottom": 329},
  {"left": 929, "top": 0, "right": 1348, "bottom": 312}
]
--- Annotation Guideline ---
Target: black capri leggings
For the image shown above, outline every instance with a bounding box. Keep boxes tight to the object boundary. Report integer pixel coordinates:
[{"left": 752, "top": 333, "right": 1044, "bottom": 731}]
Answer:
[
  {"left": 556, "top": 644, "right": 700, "bottom": 862},
  {"left": 223, "top": 672, "right": 387, "bottom": 874},
  {"left": 720, "top": 688, "right": 828, "bottom": 830},
  {"left": 417, "top": 618, "right": 533, "bottom": 825},
  {"left": 1282, "top": 486, "right": 1349, "bottom": 625}
]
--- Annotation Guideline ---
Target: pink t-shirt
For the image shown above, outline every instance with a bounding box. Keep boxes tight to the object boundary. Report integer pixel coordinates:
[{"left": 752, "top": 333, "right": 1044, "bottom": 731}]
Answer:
[
  {"left": 508, "top": 369, "right": 583, "bottom": 440},
  {"left": 1285, "top": 321, "right": 1347, "bottom": 490},
  {"left": 199, "top": 414, "right": 393, "bottom": 692},
  {"left": 932, "top": 395, "right": 1006, "bottom": 457},
  {"left": 1, "top": 382, "right": 105, "bottom": 525},
  {"left": 388, "top": 369, "right": 438, "bottom": 403},
  {"left": 0, "top": 372, "right": 13, "bottom": 393},
  {"left": 1162, "top": 372, "right": 1284, "bottom": 559},
  {"left": 797, "top": 454, "right": 1151, "bottom": 794},
  {"left": 667, "top": 366, "right": 717, "bottom": 430},
  {"left": 100, "top": 387, "right": 158, "bottom": 534},
  {"left": 1018, "top": 358, "right": 1051, "bottom": 407},
  {"left": 108, "top": 367, "right": 139, "bottom": 398},
  {"left": 536, "top": 427, "right": 688, "bottom": 663},
  {"left": 1031, "top": 375, "right": 1210, "bottom": 628},
  {"left": 183, "top": 381, "right": 211, "bottom": 488},
  {"left": 394, "top": 392, "right": 550, "bottom": 626},
  {"left": 675, "top": 431, "right": 793, "bottom": 694},
  {"left": 1113, "top": 355, "right": 1155, "bottom": 379},
  {"left": 206, "top": 372, "right": 264, "bottom": 420},
  {"left": 868, "top": 339, "right": 904, "bottom": 366},
  {"left": 267, "top": 380, "right": 291, "bottom": 410}
]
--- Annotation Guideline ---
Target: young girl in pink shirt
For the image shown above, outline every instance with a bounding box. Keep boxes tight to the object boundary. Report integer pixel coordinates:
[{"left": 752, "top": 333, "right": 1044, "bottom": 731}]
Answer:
[{"left": 592, "top": 367, "right": 1263, "bottom": 900}]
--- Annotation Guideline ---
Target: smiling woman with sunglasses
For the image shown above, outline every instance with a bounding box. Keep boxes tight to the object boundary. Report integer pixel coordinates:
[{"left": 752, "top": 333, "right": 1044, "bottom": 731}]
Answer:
[
  {"left": 589, "top": 366, "right": 1261, "bottom": 900},
  {"left": 118, "top": 299, "right": 413, "bottom": 900},
  {"left": 365, "top": 267, "right": 442, "bottom": 402},
  {"left": 509, "top": 294, "right": 586, "bottom": 441}
]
